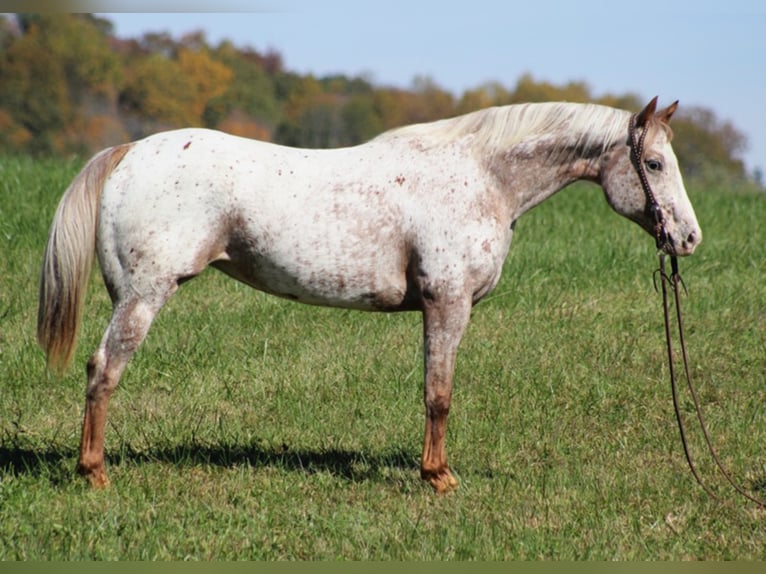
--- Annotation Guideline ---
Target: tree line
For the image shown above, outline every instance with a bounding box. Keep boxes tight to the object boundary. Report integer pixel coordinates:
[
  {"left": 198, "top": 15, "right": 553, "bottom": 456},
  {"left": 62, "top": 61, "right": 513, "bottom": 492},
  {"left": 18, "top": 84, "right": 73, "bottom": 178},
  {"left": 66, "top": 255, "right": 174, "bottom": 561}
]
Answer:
[{"left": 0, "top": 14, "right": 759, "bottom": 189}]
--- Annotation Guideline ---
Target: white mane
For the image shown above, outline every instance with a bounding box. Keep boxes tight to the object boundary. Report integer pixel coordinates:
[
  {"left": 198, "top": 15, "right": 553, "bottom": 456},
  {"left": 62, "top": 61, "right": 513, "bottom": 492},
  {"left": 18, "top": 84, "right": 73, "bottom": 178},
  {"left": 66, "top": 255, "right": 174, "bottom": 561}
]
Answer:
[{"left": 375, "top": 102, "right": 631, "bottom": 161}]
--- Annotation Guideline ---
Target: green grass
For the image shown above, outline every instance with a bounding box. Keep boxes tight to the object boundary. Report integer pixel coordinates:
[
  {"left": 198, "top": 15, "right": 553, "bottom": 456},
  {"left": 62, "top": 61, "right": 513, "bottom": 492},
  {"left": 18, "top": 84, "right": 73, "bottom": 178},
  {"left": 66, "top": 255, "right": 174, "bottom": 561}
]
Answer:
[{"left": 1, "top": 154, "right": 765, "bottom": 559}]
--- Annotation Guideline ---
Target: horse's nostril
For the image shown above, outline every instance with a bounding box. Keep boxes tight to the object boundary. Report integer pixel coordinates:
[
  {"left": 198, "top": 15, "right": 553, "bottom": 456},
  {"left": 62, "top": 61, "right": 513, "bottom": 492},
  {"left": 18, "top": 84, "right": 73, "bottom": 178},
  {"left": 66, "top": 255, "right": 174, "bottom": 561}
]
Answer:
[{"left": 686, "top": 232, "right": 696, "bottom": 245}]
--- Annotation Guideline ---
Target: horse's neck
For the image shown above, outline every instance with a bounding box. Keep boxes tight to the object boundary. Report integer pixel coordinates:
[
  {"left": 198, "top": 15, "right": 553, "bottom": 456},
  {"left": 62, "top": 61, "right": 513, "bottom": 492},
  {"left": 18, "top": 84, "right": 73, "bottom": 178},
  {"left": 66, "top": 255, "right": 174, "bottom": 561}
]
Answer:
[{"left": 486, "top": 132, "right": 608, "bottom": 218}]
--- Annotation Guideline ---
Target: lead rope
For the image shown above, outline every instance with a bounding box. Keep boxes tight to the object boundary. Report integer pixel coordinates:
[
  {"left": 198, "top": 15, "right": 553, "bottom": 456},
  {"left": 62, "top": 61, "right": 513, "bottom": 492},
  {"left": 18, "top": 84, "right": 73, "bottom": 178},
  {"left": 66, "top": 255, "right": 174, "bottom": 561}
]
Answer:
[
  {"left": 656, "top": 254, "right": 718, "bottom": 501},
  {"left": 631, "top": 110, "right": 766, "bottom": 508},
  {"left": 628, "top": 112, "right": 764, "bottom": 507},
  {"left": 656, "top": 253, "right": 766, "bottom": 508}
]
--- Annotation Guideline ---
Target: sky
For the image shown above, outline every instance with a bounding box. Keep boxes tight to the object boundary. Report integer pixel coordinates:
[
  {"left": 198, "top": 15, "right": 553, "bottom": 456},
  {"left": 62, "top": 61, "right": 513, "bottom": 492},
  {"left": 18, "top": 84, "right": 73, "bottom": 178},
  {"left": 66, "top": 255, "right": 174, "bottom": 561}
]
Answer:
[{"left": 94, "top": 0, "right": 765, "bottom": 175}]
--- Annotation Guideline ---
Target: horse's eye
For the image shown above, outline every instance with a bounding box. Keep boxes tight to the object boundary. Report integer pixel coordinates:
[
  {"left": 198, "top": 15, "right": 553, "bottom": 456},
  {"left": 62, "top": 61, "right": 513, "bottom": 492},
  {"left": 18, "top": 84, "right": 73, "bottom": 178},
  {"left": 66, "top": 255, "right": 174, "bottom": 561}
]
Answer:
[{"left": 645, "top": 159, "right": 663, "bottom": 172}]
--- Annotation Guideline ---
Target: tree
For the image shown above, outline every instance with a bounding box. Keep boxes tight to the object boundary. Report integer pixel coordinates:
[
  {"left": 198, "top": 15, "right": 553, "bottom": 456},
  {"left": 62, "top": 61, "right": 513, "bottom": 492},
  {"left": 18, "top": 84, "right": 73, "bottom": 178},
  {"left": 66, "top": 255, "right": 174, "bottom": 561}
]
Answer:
[
  {"left": 0, "top": 23, "right": 70, "bottom": 152},
  {"left": 177, "top": 47, "right": 233, "bottom": 121},
  {"left": 120, "top": 54, "right": 199, "bottom": 129},
  {"left": 341, "top": 94, "right": 383, "bottom": 145},
  {"left": 205, "top": 41, "right": 281, "bottom": 132},
  {"left": 370, "top": 78, "right": 455, "bottom": 133},
  {"left": 0, "top": 14, "right": 122, "bottom": 153},
  {"left": 456, "top": 82, "right": 511, "bottom": 114},
  {"left": 509, "top": 73, "right": 594, "bottom": 104},
  {"left": 408, "top": 75, "right": 455, "bottom": 123},
  {"left": 671, "top": 106, "right": 749, "bottom": 184},
  {"left": 119, "top": 43, "right": 233, "bottom": 134}
]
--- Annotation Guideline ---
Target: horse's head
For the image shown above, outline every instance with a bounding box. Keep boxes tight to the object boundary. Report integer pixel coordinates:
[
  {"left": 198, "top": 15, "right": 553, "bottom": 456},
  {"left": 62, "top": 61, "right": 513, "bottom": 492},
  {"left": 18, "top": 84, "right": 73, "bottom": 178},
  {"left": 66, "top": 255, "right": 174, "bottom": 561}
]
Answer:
[{"left": 601, "top": 97, "right": 701, "bottom": 256}]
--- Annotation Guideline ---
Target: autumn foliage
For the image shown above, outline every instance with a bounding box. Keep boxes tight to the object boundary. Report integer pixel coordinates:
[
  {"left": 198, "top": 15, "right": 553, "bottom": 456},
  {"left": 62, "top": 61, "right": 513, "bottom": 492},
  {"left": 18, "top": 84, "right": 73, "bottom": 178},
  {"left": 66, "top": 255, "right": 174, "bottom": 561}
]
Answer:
[{"left": 0, "top": 14, "right": 757, "bottom": 187}]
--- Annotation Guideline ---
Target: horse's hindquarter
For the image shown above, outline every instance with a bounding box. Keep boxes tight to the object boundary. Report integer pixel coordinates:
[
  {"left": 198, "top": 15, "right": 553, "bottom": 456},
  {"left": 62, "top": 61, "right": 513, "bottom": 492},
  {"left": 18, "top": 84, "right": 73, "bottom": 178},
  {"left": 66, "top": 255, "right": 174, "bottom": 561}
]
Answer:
[{"left": 98, "top": 129, "right": 512, "bottom": 310}]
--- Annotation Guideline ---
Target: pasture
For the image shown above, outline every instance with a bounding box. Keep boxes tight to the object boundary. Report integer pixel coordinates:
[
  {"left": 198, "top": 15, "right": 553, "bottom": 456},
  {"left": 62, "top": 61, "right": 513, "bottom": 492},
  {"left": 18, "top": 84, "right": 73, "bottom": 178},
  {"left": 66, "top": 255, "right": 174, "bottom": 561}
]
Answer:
[{"left": 0, "top": 154, "right": 764, "bottom": 559}]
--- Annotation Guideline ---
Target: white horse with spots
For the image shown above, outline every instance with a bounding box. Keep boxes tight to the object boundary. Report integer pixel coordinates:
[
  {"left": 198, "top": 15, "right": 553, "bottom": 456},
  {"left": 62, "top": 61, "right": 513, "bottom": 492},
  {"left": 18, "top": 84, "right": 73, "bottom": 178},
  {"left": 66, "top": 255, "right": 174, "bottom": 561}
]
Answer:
[{"left": 38, "top": 98, "right": 701, "bottom": 492}]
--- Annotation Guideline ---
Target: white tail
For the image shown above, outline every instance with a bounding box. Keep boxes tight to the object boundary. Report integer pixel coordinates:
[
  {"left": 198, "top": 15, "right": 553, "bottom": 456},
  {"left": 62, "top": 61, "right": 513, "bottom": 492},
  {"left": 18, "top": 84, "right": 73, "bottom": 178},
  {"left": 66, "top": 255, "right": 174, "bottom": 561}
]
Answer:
[{"left": 37, "top": 144, "right": 131, "bottom": 375}]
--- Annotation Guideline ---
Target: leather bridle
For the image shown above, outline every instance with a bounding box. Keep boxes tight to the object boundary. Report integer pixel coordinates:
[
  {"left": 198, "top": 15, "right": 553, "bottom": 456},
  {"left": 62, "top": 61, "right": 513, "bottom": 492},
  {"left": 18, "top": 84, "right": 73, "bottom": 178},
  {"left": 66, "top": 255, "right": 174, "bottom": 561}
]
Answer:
[
  {"left": 627, "top": 112, "right": 765, "bottom": 509},
  {"left": 628, "top": 112, "right": 671, "bottom": 253}
]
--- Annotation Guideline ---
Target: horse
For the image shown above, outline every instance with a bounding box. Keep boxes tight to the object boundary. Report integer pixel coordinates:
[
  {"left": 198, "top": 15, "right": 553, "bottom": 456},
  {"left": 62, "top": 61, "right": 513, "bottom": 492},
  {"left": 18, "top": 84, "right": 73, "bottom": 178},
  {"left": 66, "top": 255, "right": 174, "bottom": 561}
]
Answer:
[{"left": 38, "top": 97, "right": 701, "bottom": 493}]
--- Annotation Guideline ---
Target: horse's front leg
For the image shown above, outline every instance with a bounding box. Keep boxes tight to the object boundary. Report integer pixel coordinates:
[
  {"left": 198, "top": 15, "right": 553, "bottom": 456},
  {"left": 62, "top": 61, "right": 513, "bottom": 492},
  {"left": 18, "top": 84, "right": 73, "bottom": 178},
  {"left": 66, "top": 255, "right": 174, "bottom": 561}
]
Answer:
[{"left": 420, "top": 294, "right": 472, "bottom": 493}]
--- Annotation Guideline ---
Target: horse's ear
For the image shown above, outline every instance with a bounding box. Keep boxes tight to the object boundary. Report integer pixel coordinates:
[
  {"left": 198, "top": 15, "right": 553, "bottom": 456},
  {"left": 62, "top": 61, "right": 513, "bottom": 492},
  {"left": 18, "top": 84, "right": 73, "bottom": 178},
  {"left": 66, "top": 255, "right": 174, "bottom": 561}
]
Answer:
[
  {"left": 657, "top": 100, "right": 679, "bottom": 124},
  {"left": 635, "top": 96, "right": 659, "bottom": 128}
]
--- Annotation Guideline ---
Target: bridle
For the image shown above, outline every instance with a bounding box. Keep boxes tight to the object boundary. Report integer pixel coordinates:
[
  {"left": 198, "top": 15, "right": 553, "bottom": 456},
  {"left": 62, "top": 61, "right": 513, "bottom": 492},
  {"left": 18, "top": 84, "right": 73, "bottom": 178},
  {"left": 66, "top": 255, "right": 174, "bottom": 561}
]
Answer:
[
  {"left": 628, "top": 113, "right": 670, "bottom": 253},
  {"left": 627, "top": 113, "right": 765, "bottom": 509}
]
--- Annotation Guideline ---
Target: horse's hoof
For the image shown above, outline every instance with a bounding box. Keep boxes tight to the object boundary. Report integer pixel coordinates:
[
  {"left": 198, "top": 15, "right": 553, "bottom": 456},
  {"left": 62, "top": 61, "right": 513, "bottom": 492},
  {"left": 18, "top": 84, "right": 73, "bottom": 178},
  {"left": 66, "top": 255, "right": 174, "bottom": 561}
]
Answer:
[
  {"left": 426, "top": 469, "right": 459, "bottom": 494},
  {"left": 77, "top": 464, "right": 110, "bottom": 489}
]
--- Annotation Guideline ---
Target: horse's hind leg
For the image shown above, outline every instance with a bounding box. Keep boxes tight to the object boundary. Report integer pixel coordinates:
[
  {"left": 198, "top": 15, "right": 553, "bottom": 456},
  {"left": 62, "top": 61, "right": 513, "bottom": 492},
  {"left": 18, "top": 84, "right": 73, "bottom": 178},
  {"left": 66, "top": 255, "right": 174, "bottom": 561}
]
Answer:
[{"left": 77, "top": 294, "right": 169, "bottom": 487}]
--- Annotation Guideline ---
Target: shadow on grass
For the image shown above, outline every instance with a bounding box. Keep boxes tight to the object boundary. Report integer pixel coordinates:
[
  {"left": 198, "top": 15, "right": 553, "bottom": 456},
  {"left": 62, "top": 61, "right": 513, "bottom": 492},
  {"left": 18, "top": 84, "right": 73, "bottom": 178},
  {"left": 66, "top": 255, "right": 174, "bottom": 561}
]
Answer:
[
  {"left": 0, "top": 441, "right": 420, "bottom": 485},
  {"left": 0, "top": 445, "right": 78, "bottom": 485},
  {"left": 119, "top": 441, "right": 419, "bottom": 484}
]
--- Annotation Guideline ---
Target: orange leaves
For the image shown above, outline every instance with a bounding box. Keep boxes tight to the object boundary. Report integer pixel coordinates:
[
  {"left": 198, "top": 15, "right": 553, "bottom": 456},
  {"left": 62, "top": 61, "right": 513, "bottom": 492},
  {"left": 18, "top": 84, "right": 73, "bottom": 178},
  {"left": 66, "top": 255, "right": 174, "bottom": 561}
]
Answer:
[
  {"left": 177, "top": 48, "right": 234, "bottom": 121},
  {"left": 121, "top": 49, "right": 234, "bottom": 128},
  {"left": 217, "top": 110, "right": 271, "bottom": 141}
]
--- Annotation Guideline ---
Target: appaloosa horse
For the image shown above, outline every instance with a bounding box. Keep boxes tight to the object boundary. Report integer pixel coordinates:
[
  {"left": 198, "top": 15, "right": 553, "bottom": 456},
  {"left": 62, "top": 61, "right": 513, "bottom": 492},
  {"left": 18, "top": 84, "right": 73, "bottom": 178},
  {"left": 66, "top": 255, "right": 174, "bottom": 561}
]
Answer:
[{"left": 38, "top": 97, "right": 701, "bottom": 492}]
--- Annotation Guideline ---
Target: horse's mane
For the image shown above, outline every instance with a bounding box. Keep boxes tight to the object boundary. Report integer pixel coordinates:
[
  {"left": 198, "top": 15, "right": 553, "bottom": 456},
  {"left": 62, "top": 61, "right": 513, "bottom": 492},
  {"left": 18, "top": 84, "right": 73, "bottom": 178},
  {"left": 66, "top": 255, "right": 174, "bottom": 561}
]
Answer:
[{"left": 374, "top": 102, "right": 632, "bottom": 162}]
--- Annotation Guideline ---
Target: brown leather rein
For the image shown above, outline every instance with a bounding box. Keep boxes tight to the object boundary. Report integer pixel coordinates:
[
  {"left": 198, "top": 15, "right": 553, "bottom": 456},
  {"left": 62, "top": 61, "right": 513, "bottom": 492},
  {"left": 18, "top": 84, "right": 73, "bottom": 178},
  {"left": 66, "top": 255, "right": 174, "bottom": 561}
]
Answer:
[{"left": 628, "top": 113, "right": 765, "bottom": 508}]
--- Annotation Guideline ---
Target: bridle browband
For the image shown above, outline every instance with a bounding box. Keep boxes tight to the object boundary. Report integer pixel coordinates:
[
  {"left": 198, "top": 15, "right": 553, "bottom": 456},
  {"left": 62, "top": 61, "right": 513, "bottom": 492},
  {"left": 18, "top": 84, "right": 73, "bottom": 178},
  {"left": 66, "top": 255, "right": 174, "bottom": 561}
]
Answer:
[{"left": 627, "top": 112, "right": 765, "bottom": 509}]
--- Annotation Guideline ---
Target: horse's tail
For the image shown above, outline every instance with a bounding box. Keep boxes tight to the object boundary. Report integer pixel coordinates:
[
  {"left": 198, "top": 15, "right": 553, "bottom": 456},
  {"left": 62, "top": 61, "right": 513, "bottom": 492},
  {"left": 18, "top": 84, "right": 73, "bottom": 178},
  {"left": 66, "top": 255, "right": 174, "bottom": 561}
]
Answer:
[{"left": 37, "top": 144, "right": 132, "bottom": 376}]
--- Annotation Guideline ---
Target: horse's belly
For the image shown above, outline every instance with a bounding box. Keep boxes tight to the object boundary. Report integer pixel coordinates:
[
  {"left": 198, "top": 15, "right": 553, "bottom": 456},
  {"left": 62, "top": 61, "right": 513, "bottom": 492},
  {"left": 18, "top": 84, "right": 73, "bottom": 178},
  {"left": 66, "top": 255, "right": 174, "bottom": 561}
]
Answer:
[{"left": 212, "top": 244, "right": 412, "bottom": 311}]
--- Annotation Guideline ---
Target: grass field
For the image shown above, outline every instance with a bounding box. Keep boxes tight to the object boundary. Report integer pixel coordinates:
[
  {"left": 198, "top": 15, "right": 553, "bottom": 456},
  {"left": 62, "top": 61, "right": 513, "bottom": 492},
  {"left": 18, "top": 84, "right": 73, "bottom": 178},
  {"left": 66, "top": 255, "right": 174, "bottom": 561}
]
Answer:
[{"left": 1, "top": 154, "right": 765, "bottom": 560}]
